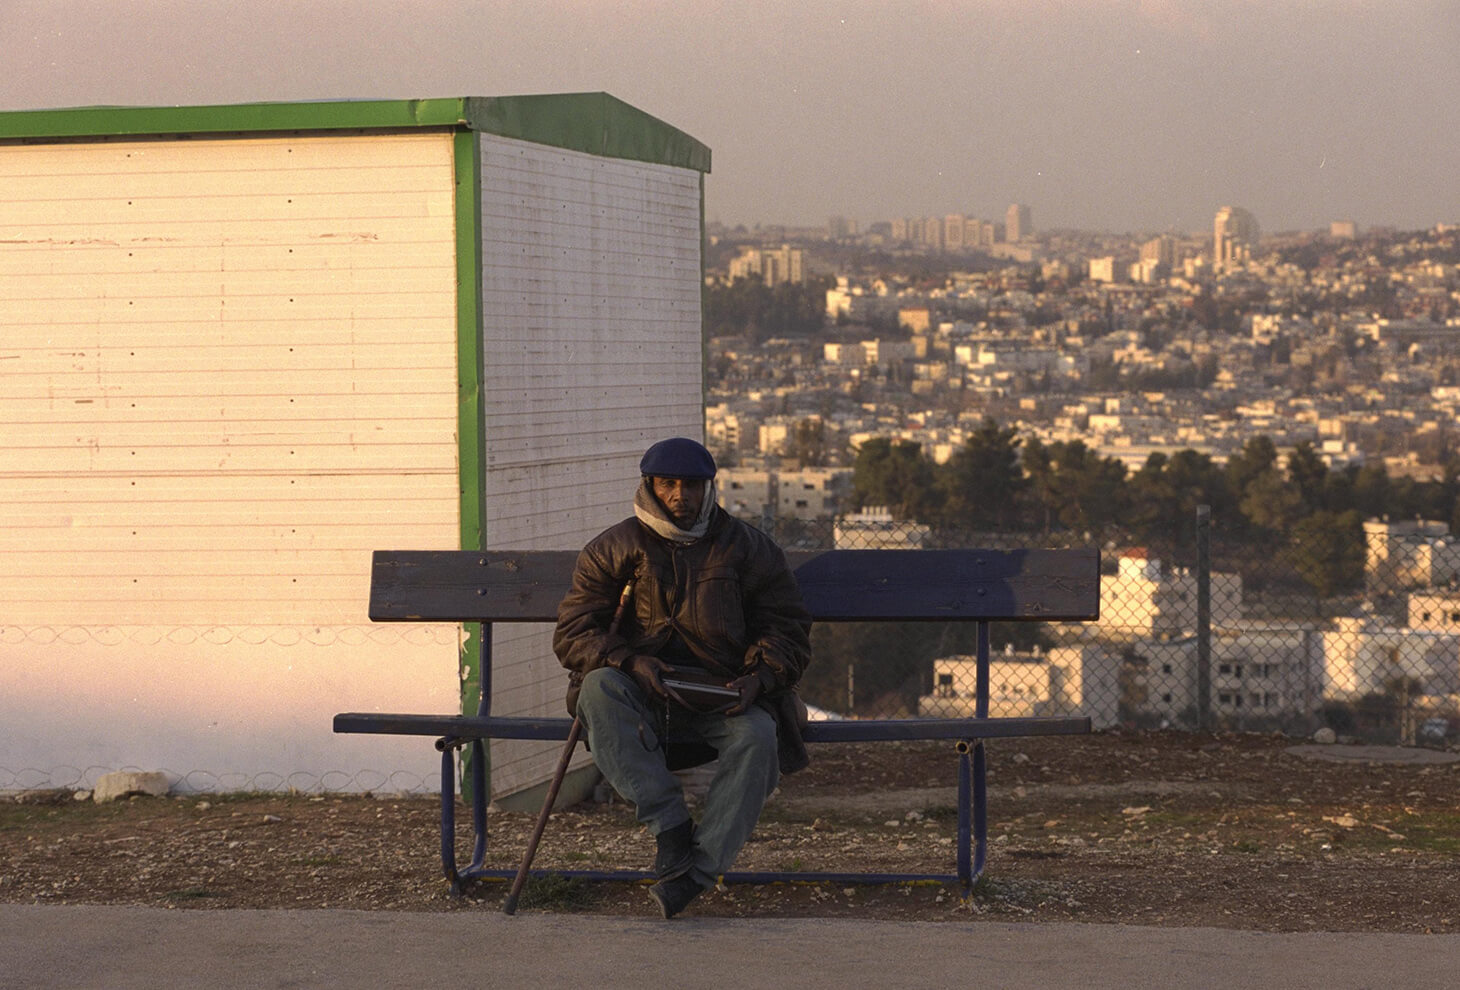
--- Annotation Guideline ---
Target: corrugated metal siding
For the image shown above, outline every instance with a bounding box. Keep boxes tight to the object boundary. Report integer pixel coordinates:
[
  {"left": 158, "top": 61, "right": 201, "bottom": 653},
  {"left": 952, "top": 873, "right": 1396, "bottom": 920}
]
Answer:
[
  {"left": 0, "top": 132, "right": 461, "bottom": 626},
  {"left": 476, "top": 134, "right": 704, "bottom": 795}
]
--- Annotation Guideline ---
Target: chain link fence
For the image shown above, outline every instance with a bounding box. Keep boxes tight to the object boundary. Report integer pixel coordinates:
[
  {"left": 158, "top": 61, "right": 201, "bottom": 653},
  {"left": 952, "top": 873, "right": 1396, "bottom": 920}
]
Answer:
[{"left": 758, "top": 509, "right": 1460, "bottom": 749}]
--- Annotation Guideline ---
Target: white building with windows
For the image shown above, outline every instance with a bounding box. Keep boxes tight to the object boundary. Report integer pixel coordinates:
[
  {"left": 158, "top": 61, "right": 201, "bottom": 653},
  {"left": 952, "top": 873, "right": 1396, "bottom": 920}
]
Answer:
[
  {"left": 775, "top": 468, "right": 852, "bottom": 521},
  {"left": 1409, "top": 589, "right": 1460, "bottom": 633},
  {"left": 1135, "top": 626, "right": 1323, "bottom": 725},
  {"left": 1321, "top": 616, "right": 1460, "bottom": 698},
  {"left": 1097, "top": 550, "right": 1243, "bottom": 637},
  {"left": 717, "top": 469, "right": 774, "bottom": 521},
  {"left": 833, "top": 508, "right": 931, "bottom": 549},
  {"left": 919, "top": 645, "right": 1120, "bottom": 728},
  {"left": 1364, "top": 519, "right": 1460, "bottom": 590}
]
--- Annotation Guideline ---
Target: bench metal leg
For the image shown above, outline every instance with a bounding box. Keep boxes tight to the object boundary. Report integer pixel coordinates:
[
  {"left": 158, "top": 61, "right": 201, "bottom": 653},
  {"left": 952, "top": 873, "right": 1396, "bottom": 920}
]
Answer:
[
  {"left": 469, "top": 738, "right": 488, "bottom": 873},
  {"left": 955, "top": 738, "right": 988, "bottom": 895},
  {"left": 438, "top": 739, "right": 461, "bottom": 894},
  {"left": 972, "top": 738, "right": 988, "bottom": 886},
  {"left": 437, "top": 737, "right": 491, "bottom": 896}
]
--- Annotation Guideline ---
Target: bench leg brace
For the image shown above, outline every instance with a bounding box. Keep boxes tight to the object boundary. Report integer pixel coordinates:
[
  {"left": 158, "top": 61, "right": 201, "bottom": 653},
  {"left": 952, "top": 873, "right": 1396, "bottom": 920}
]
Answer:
[
  {"left": 437, "top": 737, "right": 489, "bottom": 896},
  {"left": 956, "top": 738, "right": 988, "bottom": 896}
]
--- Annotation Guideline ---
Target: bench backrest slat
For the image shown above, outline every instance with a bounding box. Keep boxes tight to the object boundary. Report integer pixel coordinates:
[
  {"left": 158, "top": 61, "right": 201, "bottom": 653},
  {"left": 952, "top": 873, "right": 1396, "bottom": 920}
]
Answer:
[{"left": 369, "top": 548, "right": 1099, "bottom": 624}]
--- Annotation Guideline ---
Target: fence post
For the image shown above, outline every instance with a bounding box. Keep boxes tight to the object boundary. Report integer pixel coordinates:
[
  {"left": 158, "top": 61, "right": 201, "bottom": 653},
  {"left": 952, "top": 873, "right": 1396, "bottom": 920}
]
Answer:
[{"left": 1196, "top": 505, "right": 1212, "bottom": 731}]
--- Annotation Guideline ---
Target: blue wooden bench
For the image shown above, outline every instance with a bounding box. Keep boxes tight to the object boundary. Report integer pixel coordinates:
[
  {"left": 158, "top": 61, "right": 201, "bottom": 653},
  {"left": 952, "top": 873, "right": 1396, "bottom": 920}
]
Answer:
[{"left": 334, "top": 547, "right": 1098, "bottom": 896}]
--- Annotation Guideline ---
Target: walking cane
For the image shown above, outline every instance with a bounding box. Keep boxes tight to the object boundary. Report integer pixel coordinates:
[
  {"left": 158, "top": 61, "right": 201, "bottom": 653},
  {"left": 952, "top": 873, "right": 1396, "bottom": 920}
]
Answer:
[{"left": 503, "top": 578, "right": 635, "bottom": 915}]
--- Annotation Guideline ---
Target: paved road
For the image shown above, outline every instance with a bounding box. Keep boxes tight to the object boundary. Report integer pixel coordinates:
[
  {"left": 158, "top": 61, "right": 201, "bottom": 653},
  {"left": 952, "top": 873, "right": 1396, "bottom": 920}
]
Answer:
[{"left": 4, "top": 904, "right": 1455, "bottom": 990}]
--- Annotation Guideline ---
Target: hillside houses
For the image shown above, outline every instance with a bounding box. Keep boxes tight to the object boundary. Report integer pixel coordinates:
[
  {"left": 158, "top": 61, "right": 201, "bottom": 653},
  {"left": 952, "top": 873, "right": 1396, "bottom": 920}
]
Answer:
[{"left": 708, "top": 223, "right": 1460, "bottom": 490}]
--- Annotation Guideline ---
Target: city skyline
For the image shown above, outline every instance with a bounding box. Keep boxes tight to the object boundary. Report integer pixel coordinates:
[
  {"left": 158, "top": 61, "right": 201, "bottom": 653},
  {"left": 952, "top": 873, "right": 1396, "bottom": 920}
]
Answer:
[
  {"left": 2, "top": 1, "right": 1458, "bottom": 235},
  {"left": 726, "top": 204, "right": 1386, "bottom": 241}
]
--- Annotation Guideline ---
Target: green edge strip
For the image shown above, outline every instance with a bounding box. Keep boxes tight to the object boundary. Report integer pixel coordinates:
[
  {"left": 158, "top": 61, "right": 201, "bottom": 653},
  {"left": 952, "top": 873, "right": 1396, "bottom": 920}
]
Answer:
[
  {"left": 0, "top": 94, "right": 710, "bottom": 173},
  {"left": 453, "top": 129, "right": 488, "bottom": 804},
  {"left": 0, "top": 98, "right": 473, "bottom": 140},
  {"left": 454, "top": 127, "right": 485, "bottom": 562},
  {"left": 464, "top": 93, "right": 710, "bottom": 172}
]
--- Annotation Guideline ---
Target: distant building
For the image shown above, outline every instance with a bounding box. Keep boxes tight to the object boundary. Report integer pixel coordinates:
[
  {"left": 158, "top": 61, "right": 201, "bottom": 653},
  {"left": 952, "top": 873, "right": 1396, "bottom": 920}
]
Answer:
[
  {"left": 716, "top": 466, "right": 852, "bottom": 523},
  {"left": 1042, "top": 258, "right": 1072, "bottom": 282},
  {"left": 826, "top": 280, "right": 899, "bottom": 322},
  {"left": 921, "top": 215, "right": 944, "bottom": 251},
  {"left": 1089, "top": 256, "right": 1120, "bottom": 283},
  {"left": 776, "top": 467, "right": 852, "bottom": 521},
  {"left": 1409, "top": 589, "right": 1460, "bottom": 633},
  {"left": 899, "top": 308, "right": 933, "bottom": 333},
  {"left": 919, "top": 644, "right": 1120, "bottom": 728},
  {"left": 1136, "top": 626, "right": 1324, "bottom": 725},
  {"left": 1213, "top": 205, "right": 1260, "bottom": 269},
  {"left": 1322, "top": 615, "right": 1460, "bottom": 699},
  {"left": 717, "top": 468, "right": 774, "bottom": 521},
  {"left": 1140, "top": 235, "right": 1177, "bottom": 267},
  {"left": 823, "top": 341, "right": 867, "bottom": 365},
  {"left": 1005, "top": 203, "right": 1032, "bottom": 243},
  {"left": 1363, "top": 519, "right": 1460, "bottom": 590},
  {"left": 1130, "top": 258, "right": 1168, "bottom": 284},
  {"left": 861, "top": 338, "right": 916, "bottom": 368},
  {"left": 966, "top": 218, "right": 997, "bottom": 248},
  {"left": 757, "top": 419, "right": 795, "bottom": 456},
  {"left": 705, "top": 404, "right": 755, "bottom": 454},
  {"left": 944, "top": 214, "right": 966, "bottom": 251},
  {"left": 728, "top": 244, "right": 805, "bottom": 285},
  {"left": 1097, "top": 550, "right": 1243, "bottom": 638},
  {"left": 1330, "top": 219, "right": 1358, "bottom": 239},
  {"left": 833, "top": 507, "right": 931, "bottom": 549}
]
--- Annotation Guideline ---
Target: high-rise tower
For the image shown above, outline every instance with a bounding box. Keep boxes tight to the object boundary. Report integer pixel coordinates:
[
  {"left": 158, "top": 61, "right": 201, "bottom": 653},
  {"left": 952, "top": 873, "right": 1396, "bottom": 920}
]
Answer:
[
  {"left": 1005, "top": 203, "right": 1031, "bottom": 243},
  {"left": 1213, "top": 206, "right": 1259, "bottom": 269}
]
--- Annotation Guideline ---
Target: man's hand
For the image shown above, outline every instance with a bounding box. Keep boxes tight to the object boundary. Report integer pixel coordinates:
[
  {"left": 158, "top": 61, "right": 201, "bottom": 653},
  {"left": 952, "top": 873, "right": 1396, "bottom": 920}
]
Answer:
[
  {"left": 725, "top": 673, "right": 763, "bottom": 716},
  {"left": 622, "top": 655, "right": 689, "bottom": 707}
]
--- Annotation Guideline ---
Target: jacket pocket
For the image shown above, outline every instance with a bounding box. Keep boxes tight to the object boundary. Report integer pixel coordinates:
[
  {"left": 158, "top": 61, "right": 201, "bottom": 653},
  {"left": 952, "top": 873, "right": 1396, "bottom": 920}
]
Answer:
[{"left": 693, "top": 564, "right": 745, "bottom": 646}]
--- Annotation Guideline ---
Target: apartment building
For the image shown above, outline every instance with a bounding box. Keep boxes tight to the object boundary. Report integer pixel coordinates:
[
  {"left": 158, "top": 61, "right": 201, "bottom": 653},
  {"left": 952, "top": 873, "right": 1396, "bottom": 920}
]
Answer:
[
  {"left": 776, "top": 467, "right": 851, "bottom": 521},
  {"left": 919, "top": 644, "right": 1119, "bottom": 728},
  {"left": 728, "top": 244, "right": 805, "bottom": 285},
  {"left": 1363, "top": 519, "right": 1460, "bottom": 590},
  {"left": 717, "top": 468, "right": 774, "bottom": 521},
  {"left": 1098, "top": 550, "right": 1244, "bottom": 638},
  {"left": 1214, "top": 205, "right": 1260, "bottom": 269},
  {"left": 1006, "top": 203, "right": 1032, "bottom": 243}
]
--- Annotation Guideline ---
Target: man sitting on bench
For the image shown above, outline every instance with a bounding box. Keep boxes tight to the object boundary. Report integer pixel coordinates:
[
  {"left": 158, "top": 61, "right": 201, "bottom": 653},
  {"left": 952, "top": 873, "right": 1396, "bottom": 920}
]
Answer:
[{"left": 553, "top": 437, "right": 813, "bottom": 918}]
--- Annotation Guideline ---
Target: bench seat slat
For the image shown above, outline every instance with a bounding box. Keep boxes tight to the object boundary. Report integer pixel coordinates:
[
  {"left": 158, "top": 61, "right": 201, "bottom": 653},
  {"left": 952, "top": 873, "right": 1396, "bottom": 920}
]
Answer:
[{"left": 332, "top": 712, "right": 1092, "bottom": 742}]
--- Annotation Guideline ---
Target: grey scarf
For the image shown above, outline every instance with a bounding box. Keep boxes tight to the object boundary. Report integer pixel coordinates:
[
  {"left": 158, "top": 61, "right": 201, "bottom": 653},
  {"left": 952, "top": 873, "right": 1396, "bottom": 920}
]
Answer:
[{"left": 634, "top": 478, "right": 717, "bottom": 544}]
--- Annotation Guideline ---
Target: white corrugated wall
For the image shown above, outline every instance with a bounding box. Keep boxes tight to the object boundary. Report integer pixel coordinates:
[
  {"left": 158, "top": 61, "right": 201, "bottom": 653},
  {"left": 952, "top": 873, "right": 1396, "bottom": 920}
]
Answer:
[
  {"left": 0, "top": 131, "right": 463, "bottom": 792},
  {"left": 476, "top": 133, "right": 704, "bottom": 796}
]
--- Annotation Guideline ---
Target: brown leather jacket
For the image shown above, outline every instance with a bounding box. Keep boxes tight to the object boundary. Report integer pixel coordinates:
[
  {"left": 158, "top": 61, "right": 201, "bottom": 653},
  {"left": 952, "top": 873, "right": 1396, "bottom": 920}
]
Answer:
[{"left": 553, "top": 506, "right": 814, "bottom": 773}]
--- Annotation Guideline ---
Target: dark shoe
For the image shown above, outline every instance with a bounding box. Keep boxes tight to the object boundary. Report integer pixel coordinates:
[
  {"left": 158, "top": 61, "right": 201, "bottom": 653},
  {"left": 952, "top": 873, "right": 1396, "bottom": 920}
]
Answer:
[
  {"left": 648, "top": 873, "right": 703, "bottom": 919},
  {"left": 653, "top": 819, "right": 695, "bottom": 880}
]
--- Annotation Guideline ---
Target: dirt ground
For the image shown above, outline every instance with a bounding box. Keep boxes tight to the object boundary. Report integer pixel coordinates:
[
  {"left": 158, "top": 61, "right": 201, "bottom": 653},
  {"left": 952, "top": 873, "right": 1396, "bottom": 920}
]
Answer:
[{"left": 4, "top": 730, "right": 1458, "bottom": 931}]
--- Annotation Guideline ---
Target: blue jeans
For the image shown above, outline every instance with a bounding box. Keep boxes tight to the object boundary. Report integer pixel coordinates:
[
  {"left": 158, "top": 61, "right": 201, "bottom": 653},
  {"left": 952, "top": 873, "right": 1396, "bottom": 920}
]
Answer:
[{"left": 575, "top": 666, "right": 780, "bottom": 888}]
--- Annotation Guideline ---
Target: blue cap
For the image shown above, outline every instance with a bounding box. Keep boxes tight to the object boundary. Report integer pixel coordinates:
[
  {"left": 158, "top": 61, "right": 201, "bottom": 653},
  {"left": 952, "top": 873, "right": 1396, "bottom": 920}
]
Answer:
[{"left": 639, "top": 437, "right": 717, "bottom": 480}]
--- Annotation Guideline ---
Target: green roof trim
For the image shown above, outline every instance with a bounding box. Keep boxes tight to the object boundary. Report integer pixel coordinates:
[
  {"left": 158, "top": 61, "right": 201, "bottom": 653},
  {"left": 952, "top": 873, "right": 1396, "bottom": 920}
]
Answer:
[
  {"left": 0, "top": 99, "right": 473, "bottom": 139},
  {"left": 462, "top": 93, "right": 710, "bottom": 173},
  {"left": 0, "top": 94, "right": 710, "bottom": 172}
]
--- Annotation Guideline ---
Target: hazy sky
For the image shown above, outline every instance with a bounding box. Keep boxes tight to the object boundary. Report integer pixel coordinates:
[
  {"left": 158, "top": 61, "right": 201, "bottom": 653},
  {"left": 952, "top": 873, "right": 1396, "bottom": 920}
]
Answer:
[{"left": 3, "top": 0, "right": 1457, "bottom": 235}]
